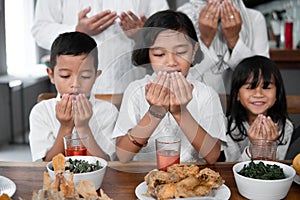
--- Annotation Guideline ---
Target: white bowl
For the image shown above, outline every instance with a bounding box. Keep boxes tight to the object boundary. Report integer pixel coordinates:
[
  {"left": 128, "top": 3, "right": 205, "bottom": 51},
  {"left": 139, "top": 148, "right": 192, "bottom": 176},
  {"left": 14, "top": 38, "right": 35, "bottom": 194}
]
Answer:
[
  {"left": 233, "top": 160, "right": 295, "bottom": 200},
  {"left": 47, "top": 156, "right": 107, "bottom": 190}
]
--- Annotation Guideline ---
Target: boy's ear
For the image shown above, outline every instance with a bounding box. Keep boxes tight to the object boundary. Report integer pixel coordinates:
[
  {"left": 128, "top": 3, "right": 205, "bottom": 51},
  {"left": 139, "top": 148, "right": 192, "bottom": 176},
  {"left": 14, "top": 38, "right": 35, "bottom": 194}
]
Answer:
[
  {"left": 46, "top": 67, "right": 55, "bottom": 84},
  {"left": 96, "top": 70, "right": 102, "bottom": 78}
]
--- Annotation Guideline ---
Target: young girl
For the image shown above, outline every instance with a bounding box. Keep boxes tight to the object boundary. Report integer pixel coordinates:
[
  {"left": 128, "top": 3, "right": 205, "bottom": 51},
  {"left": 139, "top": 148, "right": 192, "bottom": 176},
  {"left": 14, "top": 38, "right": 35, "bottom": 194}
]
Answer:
[
  {"left": 112, "top": 10, "right": 227, "bottom": 164},
  {"left": 224, "top": 55, "right": 294, "bottom": 161}
]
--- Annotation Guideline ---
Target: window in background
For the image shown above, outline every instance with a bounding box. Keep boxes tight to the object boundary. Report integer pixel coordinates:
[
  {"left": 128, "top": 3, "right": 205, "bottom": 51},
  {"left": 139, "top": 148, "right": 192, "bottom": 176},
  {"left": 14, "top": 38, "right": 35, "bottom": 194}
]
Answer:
[{"left": 5, "top": 0, "right": 46, "bottom": 77}]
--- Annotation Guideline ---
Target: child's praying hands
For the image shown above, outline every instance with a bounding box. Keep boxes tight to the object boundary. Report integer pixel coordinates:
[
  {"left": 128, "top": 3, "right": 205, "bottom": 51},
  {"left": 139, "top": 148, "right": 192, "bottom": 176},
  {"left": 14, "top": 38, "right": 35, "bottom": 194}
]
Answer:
[
  {"left": 169, "top": 72, "right": 193, "bottom": 116},
  {"left": 55, "top": 94, "right": 74, "bottom": 131},
  {"left": 248, "top": 114, "right": 279, "bottom": 141},
  {"left": 72, "top": 94, "right": 93, "bottom": 131}
]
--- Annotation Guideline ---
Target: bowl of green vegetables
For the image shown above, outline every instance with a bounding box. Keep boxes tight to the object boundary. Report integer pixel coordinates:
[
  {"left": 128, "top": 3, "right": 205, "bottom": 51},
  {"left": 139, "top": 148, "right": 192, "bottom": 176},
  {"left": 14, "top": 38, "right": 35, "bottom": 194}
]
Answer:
[
  {"left": 233, "top": 160, "right": 295, "bottom": 200},
  {"left": 47, "top": 156, "right": 107, "bottom": 189}
]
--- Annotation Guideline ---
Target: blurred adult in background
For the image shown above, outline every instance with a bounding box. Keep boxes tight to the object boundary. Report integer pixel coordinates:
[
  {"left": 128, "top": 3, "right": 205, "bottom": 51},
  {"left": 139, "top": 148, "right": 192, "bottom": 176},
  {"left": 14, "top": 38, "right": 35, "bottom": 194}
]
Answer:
[
  {"left": 177, "top": 0, "right": 269, "bottom": 94},
  {"left": 32, "top": 0, "right": 169, "bottom": 94}
]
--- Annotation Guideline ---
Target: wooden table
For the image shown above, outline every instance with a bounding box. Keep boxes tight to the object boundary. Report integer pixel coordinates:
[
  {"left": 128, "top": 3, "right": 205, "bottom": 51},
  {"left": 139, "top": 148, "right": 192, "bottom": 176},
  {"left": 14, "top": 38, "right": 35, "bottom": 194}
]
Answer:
[{"left": 0, "top": 161, "right": 299, "bottom": 200}]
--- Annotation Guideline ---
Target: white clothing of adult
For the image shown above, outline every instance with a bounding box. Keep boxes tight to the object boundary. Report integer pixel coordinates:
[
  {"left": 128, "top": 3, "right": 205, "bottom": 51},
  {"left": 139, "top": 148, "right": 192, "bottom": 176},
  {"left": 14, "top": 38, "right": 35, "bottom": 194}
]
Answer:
[
  {"left": 32, "top": 0, "right": 169, "bottom": 94},
  {"left": 177, "top": 0, "right": 269, "bottom": 93},
  {"left": 29, "top": 94, "right": 118, "bottom": 162},
  {"left": 112, "top": 74, "right": 227, "bottom": 162},
  {"left": 224, "top": 120, "right": 294, "bottom": 162}
]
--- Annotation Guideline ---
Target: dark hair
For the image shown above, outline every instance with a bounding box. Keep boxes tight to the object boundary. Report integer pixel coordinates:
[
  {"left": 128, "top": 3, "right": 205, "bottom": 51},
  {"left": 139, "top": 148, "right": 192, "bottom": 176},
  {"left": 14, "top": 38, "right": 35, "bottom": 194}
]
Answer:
[
  {"left": 50, "top": 32, "right": 98, "bottom": 70},
  {"left": 227, "top": 55, "right": 288, "bottom": 144},
  {"left": 132, "top": 10, "right": 203, "bottom": 68}
]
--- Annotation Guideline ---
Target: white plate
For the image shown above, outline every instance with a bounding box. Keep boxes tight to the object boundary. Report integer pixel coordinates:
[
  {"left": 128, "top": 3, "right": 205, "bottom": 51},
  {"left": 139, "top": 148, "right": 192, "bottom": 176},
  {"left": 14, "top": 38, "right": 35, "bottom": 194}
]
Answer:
[
  {"left": 135, "top": 181, "right": 231, "bottom": 200},
  {"left": 0, "top": 176, "right": 16, "bottom": 197},
  {"left": 290, "top": 165, "right": 300, "bottom": 185},
  {"left": 294, "top": 174, "right": 300, "bottom": 185}
]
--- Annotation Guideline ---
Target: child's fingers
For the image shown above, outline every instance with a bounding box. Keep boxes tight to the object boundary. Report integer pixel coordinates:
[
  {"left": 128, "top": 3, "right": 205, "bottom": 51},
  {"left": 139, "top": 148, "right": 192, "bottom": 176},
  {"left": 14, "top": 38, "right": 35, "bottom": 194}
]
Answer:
[
  {"left": 170, "top": 72, "right": 180, "bottom": 99},
  {"left": 153, "top": 71, "right": 166, "bottom": 97},
  {"left": 261, "top": 122, "right": 268, "bottom": 139},
  {"left": 65, "top": 95, "right": 73, "bottom": 115},
  {"left": 178, "top": 72, "right": 193, "bottom": 99},
  {"left": 264, "top": 116, "right": 279, "bottom": 140},
  {"left": 248, "top": 115, "right": 263, "bottom": 139},
  {"left": 58, "top": 94, "right": 69, "bottom": 113},
  {"left": 147, "top": 71, "right": 162, "bottom": 96},
  {"left": 145, "top": 82, "right": 152, "bottom": 94},
  {"left": 160, "top": 73, "right": 170, "bottom": 99}
]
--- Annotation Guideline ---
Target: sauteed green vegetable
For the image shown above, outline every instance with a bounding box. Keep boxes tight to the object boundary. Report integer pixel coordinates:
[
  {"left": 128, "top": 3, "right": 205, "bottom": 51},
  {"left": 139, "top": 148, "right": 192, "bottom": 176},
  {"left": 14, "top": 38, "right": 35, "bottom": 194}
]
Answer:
[
  {"left": 238, "top": 160, "right": 285, "bottom": 180},
  {"left": 51, "top": 158, "right": 102, "bottom": 173}
]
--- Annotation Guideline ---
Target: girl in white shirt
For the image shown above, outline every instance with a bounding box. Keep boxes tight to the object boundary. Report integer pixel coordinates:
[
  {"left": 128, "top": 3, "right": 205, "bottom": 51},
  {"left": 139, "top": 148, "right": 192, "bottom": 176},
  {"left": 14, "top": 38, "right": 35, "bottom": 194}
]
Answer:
[
  {"left": 224, "top": 55, "right": 294, "bottom": 161},
  {"left": 113, "top": 10, "right": 227, "bottom": 164}
]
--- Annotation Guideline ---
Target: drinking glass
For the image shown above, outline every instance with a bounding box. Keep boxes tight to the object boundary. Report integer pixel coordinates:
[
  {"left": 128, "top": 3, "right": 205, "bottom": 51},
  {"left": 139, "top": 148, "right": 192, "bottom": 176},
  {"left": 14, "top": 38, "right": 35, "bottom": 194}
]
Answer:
[
  {"left": 249, "top": 139, "right": 277, "bottom": 161},
  {"left": 63, "top": 133, "right": 89, "bottom": 156},
  {"left": 155, "top": 136, "right": 180, "bottom": 171}
]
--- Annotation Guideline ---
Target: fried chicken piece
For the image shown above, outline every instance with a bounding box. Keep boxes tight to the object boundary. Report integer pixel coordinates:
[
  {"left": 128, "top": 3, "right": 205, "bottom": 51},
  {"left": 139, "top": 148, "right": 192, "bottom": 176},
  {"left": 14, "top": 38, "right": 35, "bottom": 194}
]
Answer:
[
  {"left": 145, "top": 169, "right": 181, "bottom": 185},
  {"left": 174, "top": 176, "right": 200, "bottom": 198},
  {"left": 60, "top": 173, "right": 75, "bottom": 197},
  {"left": 144, "top": 165, "right": 225, "bottom": 200},
  {"left": 32, "top": 189, "right": 66, "bottom": 200},
  {"left": 43, "top": 171, "right": 53, "bottom": 190},
  {"left": 193, "top": 185, "right": 212, "bottom": 196},
  {"left": 0, "top": 194, "right": 12, "bottom": 200},
  {"left": 52, "top": 153, "right": 66, "bottom": 173},
  {"left": 99, "top": 189, "right": 113, "bottom": 200},
  {"left": 167, "top": 164, "right": 200, "bottom": 179},
  {"left": 197, "top": 168, "right": 224, "bottom": 189},
  {"left": 155, "top": 183, "right": 176, "bottom": 200},
  {"left": 145, "top": 169, "right": 181, "bottom": 197},
  {"left": 76, "top": 180, "right": 98, "bottom": 199}
]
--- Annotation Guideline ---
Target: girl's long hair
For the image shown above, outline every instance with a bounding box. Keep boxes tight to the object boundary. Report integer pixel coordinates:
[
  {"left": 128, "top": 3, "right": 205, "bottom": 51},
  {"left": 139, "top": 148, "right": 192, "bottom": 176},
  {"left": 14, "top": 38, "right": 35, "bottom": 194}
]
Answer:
[{"left": 226, "top": 55, "right": 288, "bottom": 144}]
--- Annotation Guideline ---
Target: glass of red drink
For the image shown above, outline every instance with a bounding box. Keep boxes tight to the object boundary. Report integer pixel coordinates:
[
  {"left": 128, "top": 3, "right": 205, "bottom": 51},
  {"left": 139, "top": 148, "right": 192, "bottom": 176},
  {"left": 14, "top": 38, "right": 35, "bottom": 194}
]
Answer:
[
  {"left": 249, "top": 139, "right": 277, "bottom": 161},
  {"left": 63, "top": 133, "right": 89, "bottom": 156},
  {"left": 155, "top": 136, "right": 180, "bottom": 171}
]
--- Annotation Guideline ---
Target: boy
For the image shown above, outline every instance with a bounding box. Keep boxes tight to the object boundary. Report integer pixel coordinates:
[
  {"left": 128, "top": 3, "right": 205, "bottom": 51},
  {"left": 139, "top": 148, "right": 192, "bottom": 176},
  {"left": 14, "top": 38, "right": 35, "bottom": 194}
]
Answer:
[{"left": 29, "top": 32, "right": 118, "bottom": 162}]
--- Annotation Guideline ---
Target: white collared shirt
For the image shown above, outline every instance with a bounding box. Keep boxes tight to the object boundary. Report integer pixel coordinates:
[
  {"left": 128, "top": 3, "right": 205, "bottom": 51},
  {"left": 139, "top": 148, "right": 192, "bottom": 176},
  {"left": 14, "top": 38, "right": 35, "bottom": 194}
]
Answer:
[
  {"left": 112, "top": 74, "right": 227, "bottom": 162},
  {"left": 29, "top": 94, "right": 118, "bottom": 161}
]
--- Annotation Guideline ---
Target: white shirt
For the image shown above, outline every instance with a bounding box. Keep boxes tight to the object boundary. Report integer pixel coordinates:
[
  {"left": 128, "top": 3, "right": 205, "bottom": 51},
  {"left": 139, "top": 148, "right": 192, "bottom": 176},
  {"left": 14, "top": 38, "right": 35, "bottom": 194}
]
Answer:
[
  {"left": 112, "top": 74, "right": 227, "bottom": 162},
  {"left": 178, "top": 2, "right": 269, "bottom": 93},
  {"left": 29, "top": 95, "right": 118, "bottom": 161},
  {"left": 224, "top": 120, "right": 294, "bottom": 162},
  {"left": 32, "top": 0, "right": 169, "bottom": 94}
]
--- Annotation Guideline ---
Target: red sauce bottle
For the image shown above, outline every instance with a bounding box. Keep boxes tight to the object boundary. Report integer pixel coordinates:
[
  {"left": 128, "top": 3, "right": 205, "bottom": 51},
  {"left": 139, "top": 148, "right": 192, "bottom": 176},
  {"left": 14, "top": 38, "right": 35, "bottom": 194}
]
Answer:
[{"left": 285, "top": 15, "right": 293, "bottom": 49}]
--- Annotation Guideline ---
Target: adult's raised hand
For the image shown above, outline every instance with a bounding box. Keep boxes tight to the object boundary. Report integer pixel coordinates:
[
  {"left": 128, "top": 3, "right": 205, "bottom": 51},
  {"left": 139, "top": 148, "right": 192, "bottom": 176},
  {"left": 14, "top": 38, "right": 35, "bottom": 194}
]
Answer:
[
  {"left": 76, "top": 7, "right": 118, "bottom": 36},
  {"left": 198, "top": 0, "right": 220, "bottom": 48},
  {"left": 119, "top": 11, "right": 147, "bottom": 39},
  {"left": 220, "top": 0, "right": 242, "bottom": 49}
]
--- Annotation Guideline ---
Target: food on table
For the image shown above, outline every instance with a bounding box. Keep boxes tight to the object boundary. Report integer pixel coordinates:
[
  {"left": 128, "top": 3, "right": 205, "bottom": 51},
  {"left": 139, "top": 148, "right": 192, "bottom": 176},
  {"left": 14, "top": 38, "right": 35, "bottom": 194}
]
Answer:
[
  {"left": 144, "top": 164, "right": 224, "bottom": 200},
  {"left": 0, "top": 194, "right": 12, "bottom": 200},
  {"left": 49, "top": 157, "right": 103, "bottom": 173},
  {"left": 32, "top": 153, "right": 112, "bottom": 200},
  {"left": 238, "top": 160, "right": 285, "bottom": 180},
  {"left": 292, "top": 153, "right": 300, "bottom": 174}
]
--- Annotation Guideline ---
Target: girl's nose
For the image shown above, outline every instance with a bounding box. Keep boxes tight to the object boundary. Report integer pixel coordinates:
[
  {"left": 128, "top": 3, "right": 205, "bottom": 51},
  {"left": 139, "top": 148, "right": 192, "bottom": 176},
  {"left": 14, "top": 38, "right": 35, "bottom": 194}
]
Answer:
[
  {"left": 165, "top": 53, "right": 178, "bottom": 67},
  {"left": 253, "top": 87, "right": 263, "bottom": 97}
]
